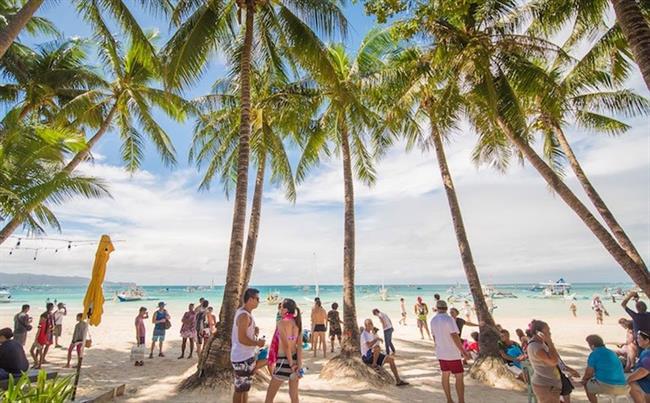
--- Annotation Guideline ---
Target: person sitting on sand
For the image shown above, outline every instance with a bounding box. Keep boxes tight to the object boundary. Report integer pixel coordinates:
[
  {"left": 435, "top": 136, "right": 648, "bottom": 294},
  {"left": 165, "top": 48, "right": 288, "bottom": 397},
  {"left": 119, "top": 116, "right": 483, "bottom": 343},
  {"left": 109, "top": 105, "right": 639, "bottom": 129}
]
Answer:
[
  {"left": 498, "top": 329, "right": 526, "bottom": 380},
  {"left": 466, "top": 332, "right": 479, "bottom": 359},
  {"left": 373, "top": 308, "right": 395, "bottom": 355},
  {"left": 232, "top": 288, "right": 266, "bottom": 403},
  {"left": 616, "top": 318, "right": 638, "bottom": 372},
  {"left": 0, "top": 328, "right": 28, "bottom": 380},
  {"left": 265, "top": 298, "right": 303, "bottom": 403},
  {"left": 622, "top": 292, "right": 650, "bottom": 343},
  {"left": 179, "top": 303, "right": 197, "bottom": 359},
  {"left": 311, "top": 298, "right": 327, "bottom": 358},
  {"left": 327, "top": 303, "right": 343, "bottom": 353},
  {"left": 581, "top": 334, "right": 629, "bottom": 402},
  {"left": 150, "top": 301, "right": 170, "bottom": 359},
  {"left": 414, "top": 297, "right": 432, "bottom": 340},
  {"left": 430, "top": 300, "right": 470, "bottom": 403},
  {"left": 13, "top": 304, "right": 31, "bottom": 347},
  {"left": 515, "top": 328, "right": 530, "bottom": 352},
  {"left": 527, "top": 319, "right": 562, "bottom": 403},
  {"left": 627, "top": 330, "right": 650, "bottom": 403},
  {"left": 360, "top": 318, "right": 409, "bottom": 386},
  {"left": 65, "top": 314, "right": 88, "bottom": 368}
]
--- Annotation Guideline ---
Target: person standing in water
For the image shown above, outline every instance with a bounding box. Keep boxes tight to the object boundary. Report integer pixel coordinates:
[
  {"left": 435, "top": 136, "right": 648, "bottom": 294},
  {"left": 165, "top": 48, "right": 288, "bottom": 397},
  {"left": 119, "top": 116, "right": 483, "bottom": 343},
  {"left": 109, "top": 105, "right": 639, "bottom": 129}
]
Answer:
[
  {"left": 399, "top": 298, "right": 407, "bottom": 326},
  {"left": 265, "top": 298, "right": 304, "bottom": 403},
  {"left": 232, "top": 288, "right": 265, "bottom": 403},
  {"left": 311, "top": 297, "right": 327, "bottom": 358},
  {"left": 414, "top": 297, "right": 432, "bottom": 340}
]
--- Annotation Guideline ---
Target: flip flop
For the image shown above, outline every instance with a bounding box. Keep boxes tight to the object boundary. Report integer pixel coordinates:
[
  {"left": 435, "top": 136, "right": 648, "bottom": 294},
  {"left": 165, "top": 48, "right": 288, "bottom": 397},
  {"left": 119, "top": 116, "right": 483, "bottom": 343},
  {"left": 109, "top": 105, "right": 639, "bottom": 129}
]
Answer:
[{"left": 396, "top": 380, "right": 410, "bottom": 387}]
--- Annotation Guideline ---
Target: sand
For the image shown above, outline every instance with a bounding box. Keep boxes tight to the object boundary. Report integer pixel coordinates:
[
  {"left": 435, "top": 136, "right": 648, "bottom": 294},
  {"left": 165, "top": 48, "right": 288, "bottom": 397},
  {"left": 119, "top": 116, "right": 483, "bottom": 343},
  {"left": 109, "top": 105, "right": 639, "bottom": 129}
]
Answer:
[{"left": 1, "top": 296, "right": 632, "bottom": 402}]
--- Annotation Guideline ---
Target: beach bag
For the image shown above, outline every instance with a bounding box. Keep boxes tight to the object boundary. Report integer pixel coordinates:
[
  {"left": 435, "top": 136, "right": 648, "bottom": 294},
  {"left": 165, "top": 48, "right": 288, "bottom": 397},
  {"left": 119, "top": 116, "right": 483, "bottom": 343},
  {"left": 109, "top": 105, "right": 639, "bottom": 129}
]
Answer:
[
  {"left": 85, "top": 338, "right": 92, "bottom": 348},
  {"left": 130, "top": 344, "right": 146, "bottom": 362},
  {"left": 559, "top": 368, "right": 574, "bottom": 396},
  {"left": 164, "top": 319, "right": 172, "bottom": 330}
]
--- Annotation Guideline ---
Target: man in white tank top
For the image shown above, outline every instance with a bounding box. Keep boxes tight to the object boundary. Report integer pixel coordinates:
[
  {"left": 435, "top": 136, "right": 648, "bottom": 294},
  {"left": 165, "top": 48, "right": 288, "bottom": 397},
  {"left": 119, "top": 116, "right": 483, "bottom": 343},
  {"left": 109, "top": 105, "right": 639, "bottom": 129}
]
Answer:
[{"left": 231, "top": 288, "right": 265, "bottom": 403}]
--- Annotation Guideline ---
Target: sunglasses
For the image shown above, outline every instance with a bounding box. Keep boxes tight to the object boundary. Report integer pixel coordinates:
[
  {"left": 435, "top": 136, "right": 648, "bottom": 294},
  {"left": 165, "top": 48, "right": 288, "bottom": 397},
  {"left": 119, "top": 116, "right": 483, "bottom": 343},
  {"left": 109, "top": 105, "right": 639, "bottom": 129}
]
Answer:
[{"left": 638, "top": 330, "right": 649, "bottom": 338}]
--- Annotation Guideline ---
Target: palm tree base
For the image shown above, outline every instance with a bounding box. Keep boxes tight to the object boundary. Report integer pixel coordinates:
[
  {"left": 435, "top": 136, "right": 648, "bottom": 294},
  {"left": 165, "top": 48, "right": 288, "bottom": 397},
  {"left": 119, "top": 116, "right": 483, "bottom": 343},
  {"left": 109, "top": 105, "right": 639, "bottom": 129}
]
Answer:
[
  {"left": 178, "top": 335, "right": 233, "bottom": 390},
  {"left": 320, "top": 355, "right": 394, "bottom": 386},
  {"left": 468, "top": 356, "right": 525, "bottom": 391}
]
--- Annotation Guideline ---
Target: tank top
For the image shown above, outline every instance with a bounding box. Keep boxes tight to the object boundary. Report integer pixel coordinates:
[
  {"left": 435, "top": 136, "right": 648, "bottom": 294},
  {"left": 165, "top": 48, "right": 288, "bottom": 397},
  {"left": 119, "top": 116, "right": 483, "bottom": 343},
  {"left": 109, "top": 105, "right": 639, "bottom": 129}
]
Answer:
[{"left": 230, "top": 308, "right": 256, "bottom": 362}]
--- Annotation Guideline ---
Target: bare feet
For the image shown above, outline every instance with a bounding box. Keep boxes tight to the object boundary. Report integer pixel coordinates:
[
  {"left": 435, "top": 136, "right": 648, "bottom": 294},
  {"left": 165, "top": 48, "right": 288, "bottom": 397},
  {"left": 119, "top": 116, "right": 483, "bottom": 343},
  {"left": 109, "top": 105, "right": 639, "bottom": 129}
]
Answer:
[{"left": 64, "top": 364, "right": 70, "bottom": 368}]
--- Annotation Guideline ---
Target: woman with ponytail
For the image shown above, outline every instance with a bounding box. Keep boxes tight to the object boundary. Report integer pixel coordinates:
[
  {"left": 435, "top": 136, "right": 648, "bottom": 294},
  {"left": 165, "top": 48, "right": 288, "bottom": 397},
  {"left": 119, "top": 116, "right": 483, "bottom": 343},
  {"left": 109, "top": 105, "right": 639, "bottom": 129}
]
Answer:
[{"left": 265, "top": 298, "right": 303, "bottom": 403}]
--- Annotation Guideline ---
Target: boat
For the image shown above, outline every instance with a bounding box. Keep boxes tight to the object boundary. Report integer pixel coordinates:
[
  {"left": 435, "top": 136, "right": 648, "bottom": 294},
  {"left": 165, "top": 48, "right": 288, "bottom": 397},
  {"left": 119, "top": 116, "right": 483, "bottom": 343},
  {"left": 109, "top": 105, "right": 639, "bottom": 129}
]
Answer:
[
  {"left": 604, "top": 287, "right": 627, "bottom": 302},
  {"left": 117, "top": 287, "right": 146, "bottom": 302},
  {"left": 0, "top": 287, "right": 11, "bottom": 303},
  {"left": 538, "top": 279, "right": 572, "bottom": 298},
  {"left": 482, "top": 285, "right": 517, "bottom": 299},
  {"left": 266, "top": 291, "right": 281, "bottom": 305}
]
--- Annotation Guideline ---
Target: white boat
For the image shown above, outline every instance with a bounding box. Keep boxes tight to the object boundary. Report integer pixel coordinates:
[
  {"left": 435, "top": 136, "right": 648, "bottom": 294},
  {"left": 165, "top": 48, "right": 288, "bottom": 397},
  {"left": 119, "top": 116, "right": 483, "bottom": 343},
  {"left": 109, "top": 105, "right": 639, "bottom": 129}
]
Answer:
[
  {"left": 539, "top": 279, "right": 572, "bottom": 298},
  {"left": 117, "top": 287, "right": 146, "bottom": 302},
  {"left": 0, "top": 288, "right": 11, "bottom": 303},
  {"left": 266, "top": 291, "right": 281, "bottom": 305},
  {"left": 482, "top": 285, "right": 517, "bottom": 299}
]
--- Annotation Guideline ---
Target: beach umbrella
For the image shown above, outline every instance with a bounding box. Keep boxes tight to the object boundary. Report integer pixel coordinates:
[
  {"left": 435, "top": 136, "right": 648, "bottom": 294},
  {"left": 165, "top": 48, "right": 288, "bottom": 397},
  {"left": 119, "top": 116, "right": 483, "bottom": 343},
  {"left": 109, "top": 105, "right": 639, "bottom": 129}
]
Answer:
[
  {"left": 73, "top": 234, "right": 114, "bottom": 400},
  {"left": 82, "top": 234, "right": 115, "bottom": 326}
]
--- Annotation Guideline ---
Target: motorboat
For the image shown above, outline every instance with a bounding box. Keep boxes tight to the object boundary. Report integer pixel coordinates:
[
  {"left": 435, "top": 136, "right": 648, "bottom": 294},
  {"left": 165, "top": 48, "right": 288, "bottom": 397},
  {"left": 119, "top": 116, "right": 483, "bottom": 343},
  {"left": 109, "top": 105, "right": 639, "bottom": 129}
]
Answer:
[
  {"left": 604, "top": 287, "right": 627, "bottom": 302},
  {"left": 117, "top": 287, "right": 146, "bottom": 302},
  {"left": 0, "top": 287, "right": 11, "bottom": 303},
  {"left": 482, "top": 285, "right": 517, "bottom": 299},
  {"left": 539, "top": 279, "right": 572, "bottom": 298}
]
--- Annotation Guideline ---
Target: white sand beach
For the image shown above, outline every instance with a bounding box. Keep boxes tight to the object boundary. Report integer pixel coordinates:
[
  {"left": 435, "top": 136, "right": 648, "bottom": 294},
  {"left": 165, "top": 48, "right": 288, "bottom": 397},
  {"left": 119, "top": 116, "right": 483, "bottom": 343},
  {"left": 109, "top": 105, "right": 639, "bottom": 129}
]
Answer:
[{"left": 2, "top": 295, "right": 633, "bottom": 402}]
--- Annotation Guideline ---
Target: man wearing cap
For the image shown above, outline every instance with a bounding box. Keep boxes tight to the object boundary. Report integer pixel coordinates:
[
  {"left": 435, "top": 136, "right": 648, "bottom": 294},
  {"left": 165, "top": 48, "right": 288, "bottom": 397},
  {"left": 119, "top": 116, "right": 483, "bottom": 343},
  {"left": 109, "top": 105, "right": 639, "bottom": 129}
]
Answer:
[
  {"left": 150, "top": 301, "right": 170, "bottom": 359},
  {"left": 430, "top": 300, "right": 470, "bottom": 403},
  {"left": 0, "top": 328, "right": 29, "bottom": 379}
]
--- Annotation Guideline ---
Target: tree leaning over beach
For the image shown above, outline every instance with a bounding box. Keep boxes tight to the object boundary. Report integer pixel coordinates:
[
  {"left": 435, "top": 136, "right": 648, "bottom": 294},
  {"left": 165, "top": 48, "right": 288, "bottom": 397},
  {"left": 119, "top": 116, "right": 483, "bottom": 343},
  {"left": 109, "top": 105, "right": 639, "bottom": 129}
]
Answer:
[
  {"left": 164, "top": 0, "right": 346, "bottom": 387},
  {"left": 0, "top": 33, "right": 186, "bottom": 245}
]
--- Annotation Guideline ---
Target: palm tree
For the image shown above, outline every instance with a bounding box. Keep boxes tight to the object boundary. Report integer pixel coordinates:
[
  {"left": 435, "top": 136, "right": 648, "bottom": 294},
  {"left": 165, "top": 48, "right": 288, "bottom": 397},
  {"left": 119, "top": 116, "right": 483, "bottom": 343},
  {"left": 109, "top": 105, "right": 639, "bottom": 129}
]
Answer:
[
  {"left": 0, "top": 34, "right": 186, "bottom": 245},
  {"left": 165, "top": 0, "right": 346, "bottom": 385},
  {"left": 0, "top": 0, "right": 45, "bottom": 59},
  {"left": 529, "top": 0, "right": 650, "bottom": 90},
  {"left": 376, "top": 47, "right": 502, "bottom": 358},
  {"left": 190, "top": 67, "right": 318, "bottom": 298},
  {"left": 0, "top": 122, "right": 109, "bottom": 239},
  {"left": 295, "top": 29, "right": 396, "bottom": 357},
  {"left": 532, "top": 43, "right": 650, "bottom": 272}
]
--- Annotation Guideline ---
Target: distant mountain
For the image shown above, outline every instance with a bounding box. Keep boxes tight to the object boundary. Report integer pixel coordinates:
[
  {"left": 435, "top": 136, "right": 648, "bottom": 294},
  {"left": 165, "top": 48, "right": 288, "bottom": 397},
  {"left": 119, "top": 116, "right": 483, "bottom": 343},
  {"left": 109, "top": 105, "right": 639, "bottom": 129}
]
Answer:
[{"left": 0, "top": 272, "right": 133, "bottom": 287}]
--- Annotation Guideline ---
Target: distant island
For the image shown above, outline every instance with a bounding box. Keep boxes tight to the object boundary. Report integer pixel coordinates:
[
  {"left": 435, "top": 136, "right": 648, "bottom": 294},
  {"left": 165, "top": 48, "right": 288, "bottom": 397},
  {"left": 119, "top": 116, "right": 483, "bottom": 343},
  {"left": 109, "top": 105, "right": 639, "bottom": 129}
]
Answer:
[{"left": 0, "top": 272, "right": 134, "bottom": 287}]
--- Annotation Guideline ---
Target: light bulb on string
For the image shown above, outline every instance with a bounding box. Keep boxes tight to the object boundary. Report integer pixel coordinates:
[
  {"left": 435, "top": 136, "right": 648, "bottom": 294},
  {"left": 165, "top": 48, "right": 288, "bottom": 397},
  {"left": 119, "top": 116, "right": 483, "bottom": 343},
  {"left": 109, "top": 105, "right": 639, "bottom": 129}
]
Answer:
[
  {"left": 33, "top": 249, "right": 38, "bottom": 261},
  {"left": 9, "top": 249, "right": 13, "bottom": 255},
  {"left": 55, "top": 249, "right": 58, "bottom": 253},
  {"left": 68, "top": 241, "right": 72, "bottom": 250},
  {"left": 16, "top": 238, "right": 21, "bottom": 247}
]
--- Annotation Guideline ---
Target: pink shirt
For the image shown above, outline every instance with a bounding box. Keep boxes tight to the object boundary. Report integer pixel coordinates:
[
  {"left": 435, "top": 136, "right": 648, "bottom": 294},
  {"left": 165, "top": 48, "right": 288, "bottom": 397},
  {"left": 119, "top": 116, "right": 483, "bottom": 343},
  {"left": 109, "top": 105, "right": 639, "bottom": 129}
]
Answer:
[{"left": 135, "top": 315, "right": 146, "bottom": 338}]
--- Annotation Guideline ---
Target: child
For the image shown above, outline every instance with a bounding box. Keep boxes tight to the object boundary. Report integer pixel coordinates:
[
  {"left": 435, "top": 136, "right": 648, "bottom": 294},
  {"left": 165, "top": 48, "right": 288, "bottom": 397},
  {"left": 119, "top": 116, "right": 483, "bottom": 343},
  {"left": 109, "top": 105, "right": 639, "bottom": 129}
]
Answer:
[
  {"left": 466, "top": 331, "right": 480, "bottom": 359},
  {"left": 134, "top": 307, "right": 148, "bottom": 366},
  {"left": 65, "top": 314, "right": 88, "bottom": 368}
]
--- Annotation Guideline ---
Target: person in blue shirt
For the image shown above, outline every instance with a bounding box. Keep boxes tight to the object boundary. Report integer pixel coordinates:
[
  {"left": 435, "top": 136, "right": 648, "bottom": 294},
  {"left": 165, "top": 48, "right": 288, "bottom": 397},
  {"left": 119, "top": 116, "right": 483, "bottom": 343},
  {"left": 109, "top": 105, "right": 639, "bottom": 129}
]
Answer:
[
  {"left": 628, "top": 330, "right": 650, "bottom": 403},
  {"left": 581, "top": 334, "right": 628, "bottom": 402}
]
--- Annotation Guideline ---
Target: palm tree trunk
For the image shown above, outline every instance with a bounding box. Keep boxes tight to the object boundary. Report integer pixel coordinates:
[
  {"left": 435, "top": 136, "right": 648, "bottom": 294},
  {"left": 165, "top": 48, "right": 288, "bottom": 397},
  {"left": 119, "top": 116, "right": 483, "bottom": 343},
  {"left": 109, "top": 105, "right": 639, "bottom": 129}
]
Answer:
[
  {"left": 554, "top": 126, "right": 647, "bottom": 270},
  {"left": 612, "top": 0, "right": 650, "bottom": 90},
  {"left": 0, "top": 0, "right": 44, "bottom": 60},
  {"left": 196, "top": 0, "right": 255, "bottom": 378},
  {"left": 340, "top": 119, "right": 360, "bottom": 356},
  {"left": 499, "top": 119, "right": 650, "bottom": 295},
  {"left": 0, "top": 104, "right": 118, "bottom": 247},
  {"left": 429, "top": 123, "right": 500, "bottom": 357},
  {"left": 239, "top": 153, "right": 266, "bottom": 299}
]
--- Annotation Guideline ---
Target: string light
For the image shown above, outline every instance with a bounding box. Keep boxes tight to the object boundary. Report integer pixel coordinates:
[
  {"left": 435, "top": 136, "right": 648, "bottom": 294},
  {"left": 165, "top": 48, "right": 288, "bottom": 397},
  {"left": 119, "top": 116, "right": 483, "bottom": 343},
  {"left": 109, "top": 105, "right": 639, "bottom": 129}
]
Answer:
[
  {"left": 1, "top": 238, "right": 125, "bottom": 259},
  {"left": 33, "top": 250, "right": 38, "bottom": 261},
  {"left": 15, "top": 238, "right": 21, "bottom": 247}
]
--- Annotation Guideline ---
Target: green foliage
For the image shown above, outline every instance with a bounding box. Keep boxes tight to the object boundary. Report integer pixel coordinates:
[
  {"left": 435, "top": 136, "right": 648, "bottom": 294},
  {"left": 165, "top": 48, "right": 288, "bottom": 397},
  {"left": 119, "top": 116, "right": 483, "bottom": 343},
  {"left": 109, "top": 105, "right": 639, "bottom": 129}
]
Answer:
[{"left": 1, "top": 371, "right": 75, "bottom": 402}]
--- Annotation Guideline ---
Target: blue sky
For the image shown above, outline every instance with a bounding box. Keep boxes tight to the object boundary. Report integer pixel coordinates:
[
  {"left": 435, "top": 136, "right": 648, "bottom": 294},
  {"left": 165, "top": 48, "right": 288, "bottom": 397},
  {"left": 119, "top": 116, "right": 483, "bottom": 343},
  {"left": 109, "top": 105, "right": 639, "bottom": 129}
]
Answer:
[{"left": 2, "top": 2, "right": 649, "bottom": 285}]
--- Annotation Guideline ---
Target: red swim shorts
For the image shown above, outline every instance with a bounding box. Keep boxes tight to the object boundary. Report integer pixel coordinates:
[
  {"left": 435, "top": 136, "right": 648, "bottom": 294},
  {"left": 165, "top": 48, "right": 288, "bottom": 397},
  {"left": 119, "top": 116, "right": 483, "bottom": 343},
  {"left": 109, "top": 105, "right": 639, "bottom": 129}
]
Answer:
[{"left": 439, "top": 359, "right": 464, "bottom": 374}]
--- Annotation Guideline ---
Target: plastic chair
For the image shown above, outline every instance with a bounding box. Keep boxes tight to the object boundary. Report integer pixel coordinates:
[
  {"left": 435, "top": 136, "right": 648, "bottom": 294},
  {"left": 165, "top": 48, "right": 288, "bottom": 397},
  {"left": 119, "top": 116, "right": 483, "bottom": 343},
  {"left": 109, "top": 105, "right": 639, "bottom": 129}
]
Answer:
[{"left": 597, "top": 391, "right": 630, "bottom": 403}]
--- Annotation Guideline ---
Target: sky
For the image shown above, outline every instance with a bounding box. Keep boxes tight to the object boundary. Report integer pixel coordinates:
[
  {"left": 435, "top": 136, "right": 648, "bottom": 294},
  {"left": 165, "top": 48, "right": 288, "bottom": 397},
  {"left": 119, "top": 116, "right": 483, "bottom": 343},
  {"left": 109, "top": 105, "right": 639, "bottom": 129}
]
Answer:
[{"left": 0, "top": 2, "right": 649, "bottom": 286}]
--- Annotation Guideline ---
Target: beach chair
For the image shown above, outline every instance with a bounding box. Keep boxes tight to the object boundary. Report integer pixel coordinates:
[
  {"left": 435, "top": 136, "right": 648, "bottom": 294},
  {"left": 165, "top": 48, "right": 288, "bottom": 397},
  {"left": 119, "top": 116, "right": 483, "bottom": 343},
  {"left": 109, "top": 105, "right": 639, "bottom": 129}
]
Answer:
[
  {"left": 521, "top": 360, "right": 536, "bottom": 403},
  {"left": 596, "top": 387, "right": 630, "bottom": 403}
]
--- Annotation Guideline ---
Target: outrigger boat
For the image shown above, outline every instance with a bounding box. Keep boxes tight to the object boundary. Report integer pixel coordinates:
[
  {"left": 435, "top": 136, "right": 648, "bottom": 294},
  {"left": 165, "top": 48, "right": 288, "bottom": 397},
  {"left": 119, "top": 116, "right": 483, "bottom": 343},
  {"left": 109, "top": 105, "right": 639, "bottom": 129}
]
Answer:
[
  {"left": 539, "top": 279, "right": 574, "bottom": 299},
  {"left": 117, "top": 287, "right": 147, "bottom": 302},
  {"left": 0, "top": 287, "right": 11, "bottom": 303}
]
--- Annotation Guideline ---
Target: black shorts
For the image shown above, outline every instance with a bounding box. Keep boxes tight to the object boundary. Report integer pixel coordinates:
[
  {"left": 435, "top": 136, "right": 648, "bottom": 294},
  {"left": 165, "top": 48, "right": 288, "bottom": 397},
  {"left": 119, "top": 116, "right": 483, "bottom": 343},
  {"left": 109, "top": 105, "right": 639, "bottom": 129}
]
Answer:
[
  {"left": 329, "top": 327, "right": 341, "bottom": 337},
  {"left": 362, "top": 350, "right": 386, "bottom": 366},
  {"left": 314, "top": 324, "right": 326, "bottom": 332}
]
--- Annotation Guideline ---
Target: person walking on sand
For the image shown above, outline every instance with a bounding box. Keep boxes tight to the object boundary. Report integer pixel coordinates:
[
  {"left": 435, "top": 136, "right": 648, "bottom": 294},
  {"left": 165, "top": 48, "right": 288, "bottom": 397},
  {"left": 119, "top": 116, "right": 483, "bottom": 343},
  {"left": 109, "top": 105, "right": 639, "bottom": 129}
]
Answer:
[
  {"left": 311, "top": 297, "right": 327, "bottom": 358},
  {"left": 327, "top": 303, "right": 343, "bottom": 353},
  {"left": 53, "top": 302, "right": 67, "bottom": 348},
  {"left": 179, "top": 303, "right": 197, "bottom": 359},
  {"left": 430, "top": 300, "right": 471, "bottom": 403},
  {"left": 570, "top": 300, "right": 577, "bottom": 317},
  {"left": 38, "top": 303, "right": 54, "bottom": 364},
  {"left": 399, "top": 298, "right": 407, "bottom": 326},
  {"left": 149, "top": 301, "right": 170, "bottom": 359},
  {"left": 232, "top": 288, "right": 265, "bottom": 403},
  {"left": 527, "top": 320, "right": 562, "bottom": 403},
  {"left": 134, "top": 307, "right": 148, "bottom": 367},
  {"left": 29, "top": 309, "right": 51, "bottom": 369},
  {"left": 373, "top": 308, "right": 396, "bottom": 355},
  {"left": 64, "top": 314, "right": 88, "bottom": 368},
  {"left": 414, "top": 297, "right": 432, "bottom": 340},
  {"left": 13, "top": 304, "right": 32, "bottom": 347},
  {"left": 265, "top": 298, "right": 304, "bottom": 403}
]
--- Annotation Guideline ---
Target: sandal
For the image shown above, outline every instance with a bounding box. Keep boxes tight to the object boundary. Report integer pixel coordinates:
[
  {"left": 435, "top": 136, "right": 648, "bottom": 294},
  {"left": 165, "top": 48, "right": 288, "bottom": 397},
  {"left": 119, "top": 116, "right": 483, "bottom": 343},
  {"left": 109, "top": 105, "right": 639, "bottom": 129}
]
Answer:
[
  {"left": 159, "top": 353, "right": 165, "bottom": 357},
  {"left": 396, "top": 380, "right": 410, "bottom": 387}
]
